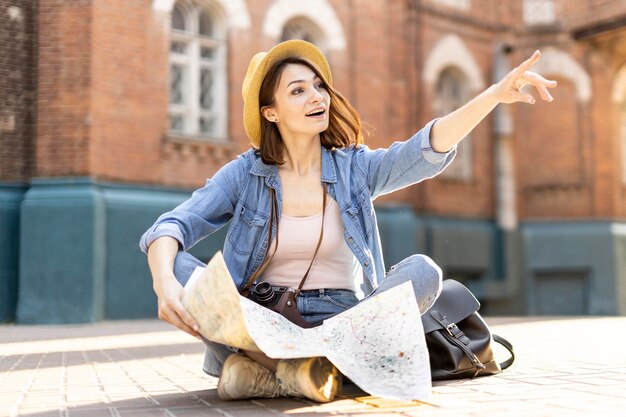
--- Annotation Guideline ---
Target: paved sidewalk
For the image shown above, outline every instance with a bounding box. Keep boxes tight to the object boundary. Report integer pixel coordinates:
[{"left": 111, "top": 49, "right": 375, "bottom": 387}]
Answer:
[{"left": 1, "top": 317, "right": 625, "bottom": 417}]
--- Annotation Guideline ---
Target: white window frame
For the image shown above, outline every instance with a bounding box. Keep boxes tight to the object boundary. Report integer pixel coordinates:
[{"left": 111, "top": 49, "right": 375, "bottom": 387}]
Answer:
[{"left": 169, "top": 0, "right": 227, "bottom": 141}]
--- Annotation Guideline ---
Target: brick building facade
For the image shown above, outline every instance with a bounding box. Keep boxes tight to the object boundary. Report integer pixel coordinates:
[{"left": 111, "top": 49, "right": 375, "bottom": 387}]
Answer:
[{"left": 1, "top": 0, "right": 626, "bottom": 322}]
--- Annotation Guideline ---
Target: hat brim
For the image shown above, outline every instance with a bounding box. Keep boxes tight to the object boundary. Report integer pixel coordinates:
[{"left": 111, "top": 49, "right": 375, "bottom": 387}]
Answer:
[{"left": 243, "top": 40, "right": 332, "bottom": 148}]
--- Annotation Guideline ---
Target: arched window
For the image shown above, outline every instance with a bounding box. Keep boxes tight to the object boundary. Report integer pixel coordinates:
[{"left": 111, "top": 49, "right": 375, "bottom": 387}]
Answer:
[
  {"left": 169, "top": 0, "right": 227, "bottom": 140},
  {"left": 435, "top": 67, "right": 472, "bottom": 180},
  {"left": 280, "top": 17, "right": 327, "bottom": 53}
]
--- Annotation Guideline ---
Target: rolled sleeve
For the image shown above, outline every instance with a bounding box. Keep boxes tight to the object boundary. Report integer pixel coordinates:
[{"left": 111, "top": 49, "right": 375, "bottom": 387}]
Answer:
[
  {"left": 420, "top": 118, "right": 457, "bottom": 164},
  {"left": 139, "top": 223, "right": 185, "bottom": 254}
]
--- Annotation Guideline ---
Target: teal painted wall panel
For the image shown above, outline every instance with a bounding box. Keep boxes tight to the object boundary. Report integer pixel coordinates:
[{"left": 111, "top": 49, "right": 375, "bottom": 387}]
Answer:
[
  {"left": 17, "top": 179, "right": 105, "bottom": 324},
  {"left": 612, "top": 225, "right": 626, "bottom": 315},
  {"left": 103, "top": 186, "right": 167, "bottom": 319},
  {"left": 521, "top": 222, "right": 617, "bottom": 315},
  {"left": 0, "top": 184, "right": 26, "bottom": 322},
  {"left": 427, "top": 217, "right": 497, "bottom": 280},
  {"left": 376, "top": 206, "right": 425, "bottom": 268},
  {"left": 101, "top": 184, "right": 227, "bottom": 319},
  {"left": 11, "top": 178, "right": 626, "bottom": 321}
]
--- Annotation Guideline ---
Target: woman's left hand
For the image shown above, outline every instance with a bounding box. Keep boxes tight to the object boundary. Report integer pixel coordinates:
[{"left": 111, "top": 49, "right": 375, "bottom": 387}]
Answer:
[{"left": 489, "top": 50, "right": 557, "bottom": 105}]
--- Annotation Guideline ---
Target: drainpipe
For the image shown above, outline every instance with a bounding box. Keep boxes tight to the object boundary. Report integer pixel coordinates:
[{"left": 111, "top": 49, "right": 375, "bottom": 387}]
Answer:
[
  {"left": 488, "top": 43, "right": 523, "bottom": 312},
  {"left": 493, "top": 43, "right": 517, "bottom": 231}
]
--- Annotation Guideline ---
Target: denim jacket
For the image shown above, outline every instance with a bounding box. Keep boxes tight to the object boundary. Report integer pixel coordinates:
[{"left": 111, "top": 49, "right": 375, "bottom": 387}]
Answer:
[{"left": 139, "top": 119, "right": 455, "bottom": 295}]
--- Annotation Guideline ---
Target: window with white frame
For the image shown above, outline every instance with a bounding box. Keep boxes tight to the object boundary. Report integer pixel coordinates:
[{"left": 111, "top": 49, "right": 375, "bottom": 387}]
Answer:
[
  {"left": 435, "top": 67, "right": 473, "bottom": 180},
  {"left": 169, "top": 0, "right": 227, "bottom": 140},
  {"left": 280, "top": 17, "right": 327, "bottom": 53}
]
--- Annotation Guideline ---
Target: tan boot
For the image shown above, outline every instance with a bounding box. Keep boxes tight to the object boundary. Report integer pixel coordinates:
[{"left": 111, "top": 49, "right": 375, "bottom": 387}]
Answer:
[
  {"left": 275, "top": 357, "right": 340, "bottom": 403},
  {"left": 217, "top": 354, "right": 282, "bottom": 400}
]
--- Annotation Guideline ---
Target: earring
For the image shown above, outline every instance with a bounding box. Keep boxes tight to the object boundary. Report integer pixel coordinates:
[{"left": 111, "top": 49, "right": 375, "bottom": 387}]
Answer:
[{"left": 273, "top": 118, "right": 279, "bottom": 123}]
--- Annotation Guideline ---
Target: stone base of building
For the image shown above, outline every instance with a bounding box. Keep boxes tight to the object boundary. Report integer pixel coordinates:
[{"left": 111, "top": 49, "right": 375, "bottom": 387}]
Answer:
[
  {"left": 377, "top": 207, "right": 626, "bottom": 316},
  {"left": 521, "top": 222, "right": 626, "bottom": 315},
  {"left": 3, "top": 178, "right": 224, "bottom": 324},
  {"left": 0, "top": 183, "right": 27, "bottom": 322},
  {"left": 1, "top": 179, "right": 625, "bottom": 323}
]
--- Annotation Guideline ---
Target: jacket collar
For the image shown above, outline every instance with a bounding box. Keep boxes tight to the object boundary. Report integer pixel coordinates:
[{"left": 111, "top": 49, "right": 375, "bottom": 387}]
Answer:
[{"left": 249, "top": 147, "right": 338, "bottom": 185}]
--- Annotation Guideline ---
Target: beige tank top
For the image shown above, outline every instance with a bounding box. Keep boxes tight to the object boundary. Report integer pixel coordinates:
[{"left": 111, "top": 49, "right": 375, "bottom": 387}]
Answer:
[{"left": 259, "top": 197, "right": 357, "bottom": 291}]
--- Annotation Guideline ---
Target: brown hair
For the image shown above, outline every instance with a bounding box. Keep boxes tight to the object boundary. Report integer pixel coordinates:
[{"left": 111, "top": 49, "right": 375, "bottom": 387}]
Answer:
[{"left": 257, "top": 57, "right": 364, "bottom": 165}]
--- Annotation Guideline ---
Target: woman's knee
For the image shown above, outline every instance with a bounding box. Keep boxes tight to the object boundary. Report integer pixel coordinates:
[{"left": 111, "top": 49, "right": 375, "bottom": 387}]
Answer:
[
  {"left": 407, "top": 254, "right": 442, "bottom": 295},
  {"left": 388, "top": 254, "right": 442, "bottom": 312}
]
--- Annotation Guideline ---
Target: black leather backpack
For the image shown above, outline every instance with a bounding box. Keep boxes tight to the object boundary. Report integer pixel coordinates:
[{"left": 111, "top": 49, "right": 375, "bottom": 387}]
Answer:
[{"left": 422, "top": 279, "right": 515, "bottom": 380}]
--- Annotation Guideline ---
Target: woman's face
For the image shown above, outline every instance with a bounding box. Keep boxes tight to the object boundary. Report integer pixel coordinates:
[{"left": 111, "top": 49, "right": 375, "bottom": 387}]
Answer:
[{"left": 263, "top": 63, "right": 331, "bottom": 141}]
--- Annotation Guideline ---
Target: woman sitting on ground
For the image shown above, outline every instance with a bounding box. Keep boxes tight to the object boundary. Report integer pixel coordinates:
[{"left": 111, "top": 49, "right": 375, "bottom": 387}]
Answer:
[{"left": 140, "top": 40, "right": 556, "bottom": 403}]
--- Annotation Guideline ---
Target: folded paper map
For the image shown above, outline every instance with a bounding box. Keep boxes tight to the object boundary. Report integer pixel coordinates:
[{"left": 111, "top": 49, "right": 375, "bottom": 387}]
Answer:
[{"left": 183, "top": 251, "right": 432, "bottom": 400}]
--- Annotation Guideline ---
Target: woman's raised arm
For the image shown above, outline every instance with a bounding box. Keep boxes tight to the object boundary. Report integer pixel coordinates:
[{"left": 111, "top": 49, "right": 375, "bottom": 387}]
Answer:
[{"left": 430, "top": 50, "right": 557, "bottom": 153}]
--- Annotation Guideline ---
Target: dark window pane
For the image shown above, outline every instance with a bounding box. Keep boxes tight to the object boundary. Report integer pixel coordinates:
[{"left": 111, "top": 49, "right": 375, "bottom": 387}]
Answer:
[
  {"left": 170, "top": 41, "right": 187, "bottom": 54},
  {"left": 200, "top": 69, "right": 214, "bottom": 109},
  {"left": 199, "top": 116, "right": 215, "bottom": 135},
  {"left": 171, "top": 5, "right": 185, "bottom": 31},
  {"left": 199, "top": 11, "right": 213, "bottom": 37},
  {"left": 170, "top": 114, "right": 184, "bottom": 132},
  {"left": 170, "top": 65, "right": 185, "bottom": 104},
  {"left": 200, "top": 46, "right": 216, "bottom": 60}
]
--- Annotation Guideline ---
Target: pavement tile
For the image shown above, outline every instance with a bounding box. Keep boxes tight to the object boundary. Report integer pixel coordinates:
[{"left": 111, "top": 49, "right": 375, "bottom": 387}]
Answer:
[
  {"left": 115, "top": 409, "right": 169, "bottom": 417},
  {"left": 65, "top": 410, "right": 113, "bottom": 417},
  {"left": 335, "top": 413, "right": 406, "bottom": 416},
  {"left": 218, "top": 409, "right": 285, "bottom": 417},
  {"left": 164, "top": 406, "right": 228, "bottom": 416},
  {"left": 102, "top": 395, "right": 156, "bottom": 407},
  {"left": 2, "top": 318, "right": 626, "bottom": 416},
  {"left": 0, "top": 393, "right": 20, "bottom": 404},
  {"left": 551, "top": 376, "right": 626, "bottom": 386},
  {"left": 248, "top": 397, "right": 310, "bottom": 412},
  {"left": 349, "top": 398, "right": 436, "bottom": 414},
  {"left": 149, "top": 394, "right": 205, "bottom": 408}
]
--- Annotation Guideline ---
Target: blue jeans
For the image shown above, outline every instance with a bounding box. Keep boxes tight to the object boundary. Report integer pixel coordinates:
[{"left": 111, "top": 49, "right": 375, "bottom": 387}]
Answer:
[{"left": 173, "top": 252, "right": 442, "bottom": 377}]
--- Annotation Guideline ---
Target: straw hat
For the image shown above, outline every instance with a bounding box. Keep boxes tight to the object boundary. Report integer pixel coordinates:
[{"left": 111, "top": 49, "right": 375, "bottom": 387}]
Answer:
[{"left": 242, "top": 40, "right": 333, "bottom": 148}]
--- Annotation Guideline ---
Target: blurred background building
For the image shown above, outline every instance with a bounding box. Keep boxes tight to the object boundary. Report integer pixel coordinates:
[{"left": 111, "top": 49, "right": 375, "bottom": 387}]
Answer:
[{"left": 2, "top": 0, "right": 626, "bottom": 323}]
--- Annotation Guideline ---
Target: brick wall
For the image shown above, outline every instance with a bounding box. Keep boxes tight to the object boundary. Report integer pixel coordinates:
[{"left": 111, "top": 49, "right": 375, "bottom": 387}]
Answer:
[
  {"left": 90, "top": 0, "right": 166, "bottom": 184},
  {"left": 402, "top": 2, "right": 498, "bottom": 218},
  {"left": 7, "top": 0, "right": 626, "bottom": 220},
  {"left": 0, "top": 0, "right": 36, "bottom": 182},
  {"left": 588, "top": 29, "right": 626, "bottom": 219},
  {"left": 559, "top": 0, "right": 626, "bottom": 31},
  {"left": 36, "top": 0, "right": 92, "bottom": 177}
]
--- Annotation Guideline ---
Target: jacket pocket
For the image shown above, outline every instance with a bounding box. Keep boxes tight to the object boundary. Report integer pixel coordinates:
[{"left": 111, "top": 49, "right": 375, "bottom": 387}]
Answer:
[{"left": 228, "top": 205, "right": 268, "bottom": 255}]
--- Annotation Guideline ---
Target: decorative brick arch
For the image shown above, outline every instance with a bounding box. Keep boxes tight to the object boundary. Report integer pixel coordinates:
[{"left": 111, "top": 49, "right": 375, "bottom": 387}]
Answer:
[
  {"left": 612, "top": 63, "right": 626, "bottom": 104},
  {"left": 152, "top": 0, "right": 251, "bottom": 29},
  {"left": 262, "top": 0, "right": 346, "bottom": 51},
  {"left": 423, "top": 35, "right": 485, "bottom": 93},
  {"left": 531, "top": 48, "right": 591, "bottom": 103}
]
